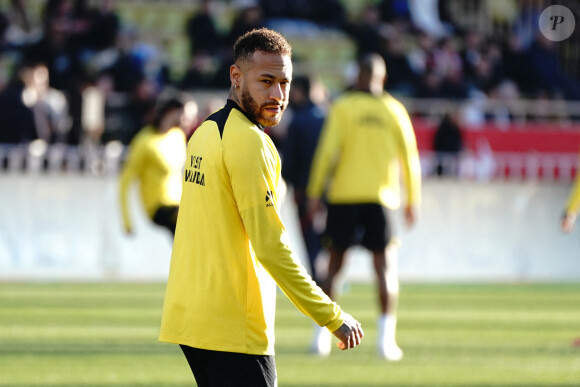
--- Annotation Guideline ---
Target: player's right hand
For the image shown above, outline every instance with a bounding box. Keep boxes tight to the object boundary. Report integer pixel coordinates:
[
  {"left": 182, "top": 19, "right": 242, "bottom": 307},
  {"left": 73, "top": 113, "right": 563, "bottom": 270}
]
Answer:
[
  {"left": 561, "top": 212, "right": 576, "bottom": 233},
  {"left": 332, "top": 313, "right": 364, "bottom": 350},
  {"left": 404, "top": 205, "right": 418, "bottom": 229},
  {"left": 306, "top": 198, "right": 323, "bottom": 220}
]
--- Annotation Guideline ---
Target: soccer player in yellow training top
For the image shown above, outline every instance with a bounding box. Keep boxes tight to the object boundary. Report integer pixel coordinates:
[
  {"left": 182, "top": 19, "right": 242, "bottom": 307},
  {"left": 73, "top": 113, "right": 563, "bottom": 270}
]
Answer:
[
  {"left": 560, "top": 148, "right": 580, "bottom": 348},
  {"left": 119, "top": 98, "right": 186, "bottom": 236},
  {"left": 159, "top": 28, "right": 364, "bottom": 386},
  {"left": 561, "top": 159, "right": 580, "bottom": 233},
  {"left": 307, "top": 53, "right": 421, "bottom": 361}
]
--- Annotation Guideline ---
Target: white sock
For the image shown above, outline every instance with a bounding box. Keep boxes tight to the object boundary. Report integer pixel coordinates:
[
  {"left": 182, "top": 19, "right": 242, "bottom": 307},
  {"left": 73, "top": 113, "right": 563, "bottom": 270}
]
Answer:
[
  {"left": 311, "top": 324, "right": 331, "bottom": 356},
  {"left": 378, "top": 313, "right": 397, "bottom": 347},
  {"left": 378, "top": 314, "right": 403, "bottom": 360}
]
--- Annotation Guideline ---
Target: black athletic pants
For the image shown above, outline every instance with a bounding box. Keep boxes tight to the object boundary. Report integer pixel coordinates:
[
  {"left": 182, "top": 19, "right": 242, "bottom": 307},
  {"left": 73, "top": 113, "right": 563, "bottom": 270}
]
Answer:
[{"left": 180, "top": 345, "right": 277, "bottom": 387}]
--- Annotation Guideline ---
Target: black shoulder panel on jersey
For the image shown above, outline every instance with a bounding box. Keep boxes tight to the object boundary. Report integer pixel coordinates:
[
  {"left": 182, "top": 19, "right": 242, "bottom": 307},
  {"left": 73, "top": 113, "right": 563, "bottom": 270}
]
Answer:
[{"left": 205, "top": 100, "right": 236, "bottom": 138}]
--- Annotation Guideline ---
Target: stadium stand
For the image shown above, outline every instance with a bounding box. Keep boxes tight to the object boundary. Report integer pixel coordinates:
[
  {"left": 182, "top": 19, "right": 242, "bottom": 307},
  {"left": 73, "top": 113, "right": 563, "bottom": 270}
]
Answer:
[{"left": 1, "top": 0, "right": 579, "bottom": 181}]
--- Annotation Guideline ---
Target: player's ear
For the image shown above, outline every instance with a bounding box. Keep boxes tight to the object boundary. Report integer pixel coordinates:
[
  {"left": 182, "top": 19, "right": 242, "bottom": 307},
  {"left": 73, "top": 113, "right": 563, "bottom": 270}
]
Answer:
[{"left": 230, "top": 64, "right": 242, "bottom": 88}]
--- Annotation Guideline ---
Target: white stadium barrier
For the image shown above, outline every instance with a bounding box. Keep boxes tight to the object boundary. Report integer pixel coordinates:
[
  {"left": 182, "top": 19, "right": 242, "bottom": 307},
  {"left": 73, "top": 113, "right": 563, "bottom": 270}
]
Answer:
[{"left": 1, "top": 170, "right": 579, "bottom": 283}]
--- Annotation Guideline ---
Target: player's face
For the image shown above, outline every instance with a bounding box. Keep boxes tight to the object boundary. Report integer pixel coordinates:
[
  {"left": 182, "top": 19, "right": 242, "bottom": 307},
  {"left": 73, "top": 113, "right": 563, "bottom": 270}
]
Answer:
[{"left": 239, "top": 51, "right": 292, "bottom": 127}]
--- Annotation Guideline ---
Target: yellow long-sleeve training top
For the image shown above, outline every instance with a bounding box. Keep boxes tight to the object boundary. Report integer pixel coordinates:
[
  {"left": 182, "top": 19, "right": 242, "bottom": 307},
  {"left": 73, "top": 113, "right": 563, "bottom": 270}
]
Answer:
[
  {"left": 307, "top": 91, "right": 421, "bottom": 209},
  {"left": 118, "top": 126, "right": 186, "bottom": 231},
  {"left": 565, "top": 161, "right": 580, "bottom": 214},
  {"left": 159, "top": 100, "right": 344, "bottom": 356}
]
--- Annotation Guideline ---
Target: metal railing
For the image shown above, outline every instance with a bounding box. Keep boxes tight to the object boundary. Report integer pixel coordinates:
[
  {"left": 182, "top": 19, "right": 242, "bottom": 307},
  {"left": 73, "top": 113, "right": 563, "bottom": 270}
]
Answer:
[
  {"left": 399, "top": 97, "right": 580, "bottom": 125},
  {"left": 0, "top": 141, "right": 125, "bottom": 177},
  {"left": 422, "top": 151, "right": 578, "bottom": 181}
]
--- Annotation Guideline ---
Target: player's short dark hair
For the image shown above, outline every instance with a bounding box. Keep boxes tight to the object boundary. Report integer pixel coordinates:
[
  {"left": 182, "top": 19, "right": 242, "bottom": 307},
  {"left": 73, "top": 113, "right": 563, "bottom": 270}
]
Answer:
[
  {"left": 233, "top": 28, "right": 292, "bottom": 66},
  {"left": 359, "top": 53, "right": 387, "bottom": 78},
  {"left": 153, "top": 98, "right": 184, "bottom": 127}
]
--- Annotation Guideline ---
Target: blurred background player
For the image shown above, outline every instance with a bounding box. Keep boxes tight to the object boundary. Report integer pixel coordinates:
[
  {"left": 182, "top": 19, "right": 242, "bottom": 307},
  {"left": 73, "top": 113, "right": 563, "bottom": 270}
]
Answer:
[
  {"left": 281, "top": 74, "right": 326, "bottom": 283},
  {"left": 307, "top": 53, "right": 421, "bottom": 360},
  {"left": 560, "top": 149, "right": 580, "bottom": 347},
  {"left": 560, "top": 156, "right": 580, "bottom": 234},
  {"left": 118, "top": 98, "right": 186, "bottom": 236}
]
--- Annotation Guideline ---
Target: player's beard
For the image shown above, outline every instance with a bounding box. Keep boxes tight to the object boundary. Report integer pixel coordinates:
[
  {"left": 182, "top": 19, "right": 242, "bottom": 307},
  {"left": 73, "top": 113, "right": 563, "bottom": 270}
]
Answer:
[{"left": 240, "top": 84, "right": 284, "bottom": 127}]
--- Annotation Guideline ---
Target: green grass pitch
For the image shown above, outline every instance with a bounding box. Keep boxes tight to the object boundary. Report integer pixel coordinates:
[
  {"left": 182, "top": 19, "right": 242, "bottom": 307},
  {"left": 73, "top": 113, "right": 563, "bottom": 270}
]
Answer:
[{"left": 0, "top": 282, "right": 579, "bottom": 386}]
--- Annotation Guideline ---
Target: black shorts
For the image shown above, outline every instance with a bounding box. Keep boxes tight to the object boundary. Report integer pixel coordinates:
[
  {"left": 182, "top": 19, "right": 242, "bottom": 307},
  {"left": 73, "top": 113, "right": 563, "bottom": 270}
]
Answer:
[
  {"left": 152, "top": 205, "right": 179, "bottom": 235},
  {"left": 325, "top": 203, "right": 393, "bottom": 251},
  {"left": 180, "top": 345, "right": 277, "bottom": 387}
]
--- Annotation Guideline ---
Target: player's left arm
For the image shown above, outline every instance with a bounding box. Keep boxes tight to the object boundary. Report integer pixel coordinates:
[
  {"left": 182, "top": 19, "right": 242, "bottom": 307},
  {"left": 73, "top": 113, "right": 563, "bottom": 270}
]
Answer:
[
  {"left": 562, "top": 160, "right": 580, "bottom": 232},
  {"left": 306, "top": 102, "right": 344, "bottom": 201},
  {"left": 394, "top": 103, "right": 421, "bottom": 227},
  {"left": 225, "top": 131, "right": 345, "bottom": 332},
  {"left": 118, "top": 139, "right": 144, "bottom": 234}
]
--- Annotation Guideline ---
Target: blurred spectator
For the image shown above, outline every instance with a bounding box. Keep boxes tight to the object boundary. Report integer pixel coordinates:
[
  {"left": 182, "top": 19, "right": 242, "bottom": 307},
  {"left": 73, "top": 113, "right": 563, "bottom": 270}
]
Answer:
[
  {"left": 87, "top": 0, "right": 120, "bottom": 52},
  {"left": 281, "top": 75, "right": 326, "bottom": 283},
  {"left": 434, "top": 37, "right": 468, "bottom": 99},
  {"left": 345, "top": 4, "right": 385, "bottom": 59},
  {"left": 460, "top": 29, "right": 485, "bottom": 81},
  {"left": 211, "top": 46, "right": 235, "bottom": 89},
  {"left": 21, "top": 60, "right": 70, "bottom": 143},
  {"left": 379, "top": 0, "right": 411, "bottom": 24},
  {"left": 101, "top": 75, "right": 157, "bottom": 145},
  {"left": 0, "top": 59, "right": 70, "bottom": 144},
  {"left": 380, "top": 30, "right": 417, "bottom": 96},
  {"left": 226, "top": 0, "right": 264, "bottom": 48},
  {"left": 437, "top": 0, "right": 461, "bottom": 34},
  {"left": 407, "top": 30, "right": 436, "bottom": 76},
  {"left": 100, "top": 30, "right": 144, "bottom": 94},
  {"left": 309, "top": 0, "right": 347, "bottom": 29},
  {"left": 120, "top": 78, "right": 158, "bottom": 144},
  {"left": 0, "top": 11, "right": 9, "bottom": 53},
  {"left": 67, "top": 0, "right": 97, "bottom": 53},
  {"left": 512, "top": 1, "right": 543, "bottom": 49},
  {"left": 501, "top": 33, "right": 537, "bottom": 97},
  {"left": 432, "top": 37, "right": 462, "bottom": 81},
  {"left": 22, "top": 0, "right": 90, "bottom": 146},
  {"left": 433, "top": 111, "right": 463, "bottom": 176},
  {"left": 468, "top": 39, "right": 504, "bottom": 96},
  {"left": 260, "top": 0, "right": 346, "bottom": 30},
  {"left": 25, "top": 0, "right": 85, "bottom": 92},
  {"left": 416, "top": 70, "right": 443, "bottom": 98},
  {"left": 0, "top": 60, "right": 37, "bottom": 143},
  {"left": 485, "top": 80, "right": 520, "bottom": 127},
  {"left": 179, "top": 53, "right": 216, "bottom": 90},
  {"left": 0, "top": 59, "right": 69, "bottom": 144},
  {"left": 80, "top": 77, "right": 106, "bottom": 145},
  {"left": 205, "top": 0, "right": 266, "bottom": 91},
  {"left": 3, "top": 0, "right": 42, "bottom": 48},
  {"left": 185, "top": 0, "right": 222, "bottom": 57},
  {"left": 408, "top": 0, "right": 451, "bottom": 39},
  {"left": 527, "top": 33, "right": 580, "bottom": 100}
]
